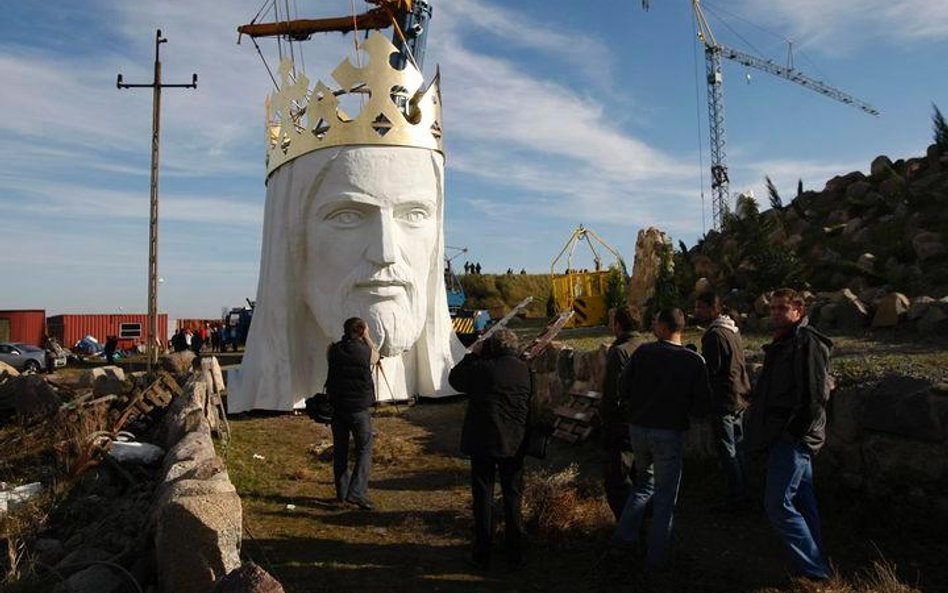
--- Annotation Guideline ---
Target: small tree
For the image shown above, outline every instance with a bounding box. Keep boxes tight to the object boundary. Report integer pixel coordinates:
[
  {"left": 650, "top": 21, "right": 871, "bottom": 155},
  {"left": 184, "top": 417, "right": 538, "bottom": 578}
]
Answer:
[
  {"left": 766, "top": 176, "right": 783, "bottom": 210},
  {"left": 934, "top": 103, "right": 948, "bottom": 150},
  {"left": 645, "top": 241, "right": 682, "bottom": 322},
  {"left": 603, "top": 264, "right": 627, "bottom": 315}
]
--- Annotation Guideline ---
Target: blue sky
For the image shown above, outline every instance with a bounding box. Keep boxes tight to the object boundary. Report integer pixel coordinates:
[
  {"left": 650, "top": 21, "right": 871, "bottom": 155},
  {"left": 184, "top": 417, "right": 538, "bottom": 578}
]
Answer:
[{"left": 1, "top": 0, "right": 946, "bottom": 322}]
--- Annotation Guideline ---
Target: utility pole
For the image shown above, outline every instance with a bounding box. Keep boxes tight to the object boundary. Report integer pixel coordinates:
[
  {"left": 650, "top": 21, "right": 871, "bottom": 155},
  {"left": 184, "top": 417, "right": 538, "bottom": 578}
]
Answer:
[{"left": 117, "top": 29, "right": 197, "bottom": 373}]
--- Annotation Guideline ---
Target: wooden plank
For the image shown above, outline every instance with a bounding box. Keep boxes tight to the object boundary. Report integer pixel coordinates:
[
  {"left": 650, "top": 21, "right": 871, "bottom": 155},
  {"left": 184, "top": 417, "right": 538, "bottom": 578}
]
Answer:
[{"left": 554, "top": 407, "right": 591, "bottom": 422}]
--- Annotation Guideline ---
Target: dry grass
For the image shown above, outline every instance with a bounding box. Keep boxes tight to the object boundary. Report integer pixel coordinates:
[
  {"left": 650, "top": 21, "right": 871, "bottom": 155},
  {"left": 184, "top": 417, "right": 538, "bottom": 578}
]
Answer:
[
  {"left": 754, "top": 560, "right": 922, "bottom": 593},
  {"left": 521, "top": 463, "right": 612, "bottom": 542}
]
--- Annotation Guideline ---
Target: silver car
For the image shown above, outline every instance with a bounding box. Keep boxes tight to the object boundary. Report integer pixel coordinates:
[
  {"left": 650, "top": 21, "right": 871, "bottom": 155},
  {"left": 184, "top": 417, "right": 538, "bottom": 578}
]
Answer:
[{"left": 0, "top": 343, "right": 47, "bottom": 373}]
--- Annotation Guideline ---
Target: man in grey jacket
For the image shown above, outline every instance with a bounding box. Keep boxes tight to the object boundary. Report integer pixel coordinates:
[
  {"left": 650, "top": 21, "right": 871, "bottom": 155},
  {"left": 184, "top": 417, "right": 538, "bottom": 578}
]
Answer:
[
  {"left": 695, "top": 291, "right": 751, "bottom": 510},
  {"left": 746, "top": 288, "right": 833, "bottom": 580}
]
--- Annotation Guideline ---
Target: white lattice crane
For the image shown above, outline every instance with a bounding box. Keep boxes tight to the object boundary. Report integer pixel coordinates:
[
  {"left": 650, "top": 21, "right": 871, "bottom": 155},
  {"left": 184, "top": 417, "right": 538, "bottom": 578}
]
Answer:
[{"left": 643, "top": 1, "right": 879, "bottom": 230}]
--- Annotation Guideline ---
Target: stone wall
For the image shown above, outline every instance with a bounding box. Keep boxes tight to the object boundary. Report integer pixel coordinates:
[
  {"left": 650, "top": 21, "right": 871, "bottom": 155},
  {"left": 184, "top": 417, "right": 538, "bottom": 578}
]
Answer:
[
  {"left": 822, "top": 377, "right": 948, "bottom": 516},
  {"left": 152, "top": 370, "right": 242, "bottom": 593}
]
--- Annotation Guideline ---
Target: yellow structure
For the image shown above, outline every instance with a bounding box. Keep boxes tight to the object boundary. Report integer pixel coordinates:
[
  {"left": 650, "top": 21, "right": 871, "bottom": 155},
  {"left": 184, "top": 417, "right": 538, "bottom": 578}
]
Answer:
[{"left": 550, "top": 226, "right": 627, "bottom": 328}]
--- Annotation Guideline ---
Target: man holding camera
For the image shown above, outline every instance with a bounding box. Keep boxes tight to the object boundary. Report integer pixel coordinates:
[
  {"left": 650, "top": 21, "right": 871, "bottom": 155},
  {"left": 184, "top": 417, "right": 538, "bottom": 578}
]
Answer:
[
  {"left": 450, "top": 329, "right": 532, "bottom": 571},
  {"left": 326, "top": 317, "right": 380, "bottom": 511}
]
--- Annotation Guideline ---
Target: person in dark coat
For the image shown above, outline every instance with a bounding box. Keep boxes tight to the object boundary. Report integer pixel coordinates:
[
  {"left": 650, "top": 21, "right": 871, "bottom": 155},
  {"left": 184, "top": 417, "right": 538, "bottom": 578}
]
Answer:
[
  {"left": 600, "top": 307, "right": 644, "bottom": 520},
  {"left": 326, "top": 317, "right": 380, "bottom": 511},
  {"left": 104, "top": 335, "right": 119, "bottom": 365},
  {"left": 745, "top": 288, "right": 833, "bottom": 580},
  {"left": 450, "top": 329, "right": 531, "bottom": 571},
  {"left": 695, "top": 291, "right": 752, "bottom": 510},
  {"left": 191, "top": 330, "right": 204, "bottom": 355},
  {"left": 611, "top": 308, "right": 711, "bottom": 570}
]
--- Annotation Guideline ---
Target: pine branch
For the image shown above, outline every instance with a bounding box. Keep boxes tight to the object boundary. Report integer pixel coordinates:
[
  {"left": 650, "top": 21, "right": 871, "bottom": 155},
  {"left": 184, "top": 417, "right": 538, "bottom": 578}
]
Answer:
[
  {"left": 766, "top": 176, "right": 783, "bottom": 210},
  {"left": 934, "top": 103, "right": 948, "bottom": 150}
]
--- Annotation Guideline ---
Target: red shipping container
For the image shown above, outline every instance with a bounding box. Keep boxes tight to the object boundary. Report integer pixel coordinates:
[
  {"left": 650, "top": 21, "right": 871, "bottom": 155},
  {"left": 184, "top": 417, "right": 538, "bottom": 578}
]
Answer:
[
  {"left": 0, "top": 310, "right": 47, "bottom": 346},
  {"left": 47, "top": 314, "right": 169, "bottom": 351}
]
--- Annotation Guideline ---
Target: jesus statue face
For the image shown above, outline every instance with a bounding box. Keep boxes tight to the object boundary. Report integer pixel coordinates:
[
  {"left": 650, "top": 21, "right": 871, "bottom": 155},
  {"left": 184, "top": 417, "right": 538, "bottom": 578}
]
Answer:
[{"left": 302, "top": 146, "right": 442, "bottom": 357}]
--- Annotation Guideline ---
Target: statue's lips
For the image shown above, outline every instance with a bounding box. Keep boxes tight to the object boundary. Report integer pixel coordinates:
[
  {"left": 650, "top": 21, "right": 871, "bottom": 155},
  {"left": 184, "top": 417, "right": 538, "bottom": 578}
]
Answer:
[{"left": 354, "top": 279, "right": 408, "bottom": 298}]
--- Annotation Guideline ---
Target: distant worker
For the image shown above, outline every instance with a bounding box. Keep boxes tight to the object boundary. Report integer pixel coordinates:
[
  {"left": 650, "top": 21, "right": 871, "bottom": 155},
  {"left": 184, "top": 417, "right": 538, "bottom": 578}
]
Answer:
[
  {"left": 745, "top": 288, "right": 833, "bottom": 580},
  {"left": 600, "top": 307, "right": 644, "bottom": 521},
  {"left": 171, "top": 329, "right": 187, "bottom": 353},
  {"left": 104, "top": 335, "right": 119, "bottom": 365},
  {"left": 610, "top": 308, "right": 710, "bottom": 571},
  {"left": 694, "top": 291, "right": 752, "bottom": 511},
  {"left": 464, "top": 261, "right": 471, "bottom": 274},
  {"left": 191, "top": 329, "right": 204, "bottom": 355},
  {"left": 450, "top": 329, "right": 531, "bottom": 571},
  {"left": 474, "top": 262, "right": 482, "bottom": 275},
  {"left": 326, "top": 317, "right": 380, "bottom": 511},
  {"left": 519, "top": 268, "right": 526, "bottom": 275}
]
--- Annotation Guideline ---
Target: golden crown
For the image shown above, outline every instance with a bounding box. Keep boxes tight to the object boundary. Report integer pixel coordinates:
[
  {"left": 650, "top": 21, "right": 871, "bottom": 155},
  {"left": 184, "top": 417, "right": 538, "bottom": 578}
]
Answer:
[{"left": 264, "top": 32, "right": 443, "bottom": 177}]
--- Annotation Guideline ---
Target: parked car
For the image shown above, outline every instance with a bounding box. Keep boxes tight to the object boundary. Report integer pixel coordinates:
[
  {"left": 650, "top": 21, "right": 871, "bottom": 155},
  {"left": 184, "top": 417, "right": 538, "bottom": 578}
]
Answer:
[{"left": 0, "top": 342, "right": 47, "bottom": 373}]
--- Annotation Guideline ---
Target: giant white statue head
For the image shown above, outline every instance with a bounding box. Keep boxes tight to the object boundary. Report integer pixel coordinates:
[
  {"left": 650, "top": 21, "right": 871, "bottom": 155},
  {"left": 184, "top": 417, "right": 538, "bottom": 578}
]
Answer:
[{"left": 229, "top": 33, "right": 465, "bottom": 413}]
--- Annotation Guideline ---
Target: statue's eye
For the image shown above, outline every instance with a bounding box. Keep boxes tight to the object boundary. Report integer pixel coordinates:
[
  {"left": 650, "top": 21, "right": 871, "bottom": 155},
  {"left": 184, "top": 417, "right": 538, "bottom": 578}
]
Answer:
[
  {"left": 398, "top": 206, "right": 431, "bottom": 225},
  {"left": 326, "top": 208, "right": 364, "bottom": 227}
]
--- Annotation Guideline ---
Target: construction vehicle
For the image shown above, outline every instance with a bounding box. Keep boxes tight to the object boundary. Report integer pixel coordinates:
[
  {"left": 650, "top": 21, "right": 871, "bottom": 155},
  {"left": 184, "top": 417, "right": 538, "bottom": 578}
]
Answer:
[
  {"left": 443, "top": 246, "right": 492, "bottom": 345},
  {"left": 637, "top": 1, "right": 878, "bottom": 230},
  {"left": 222, "top": 299, "right": 255, "bottom": 351},
  {"left": 550, "top": 226, "right": 628, "bottom": 328}
]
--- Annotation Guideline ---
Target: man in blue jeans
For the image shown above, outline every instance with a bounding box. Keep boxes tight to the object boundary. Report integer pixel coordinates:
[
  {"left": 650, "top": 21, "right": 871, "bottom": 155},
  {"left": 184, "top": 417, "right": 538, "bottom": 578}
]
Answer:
[
  {"left": 611, "top": 308, "right": 711, "bottom": 570},
  {"left": 746, "top": 288, "right": 833, "bottom": 579},
  {"left": 326, "top": 317, "right": 380, "bottom": 511},
  {"left": 695, "top": 291, "right": 752, "bottom": 510}
]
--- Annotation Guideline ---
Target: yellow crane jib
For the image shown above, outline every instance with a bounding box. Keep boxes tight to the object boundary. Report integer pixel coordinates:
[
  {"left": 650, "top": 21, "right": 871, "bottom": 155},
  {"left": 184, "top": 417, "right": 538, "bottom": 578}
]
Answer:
[{"left": 550, "top": 225, "right": 627, "bottom": 328}]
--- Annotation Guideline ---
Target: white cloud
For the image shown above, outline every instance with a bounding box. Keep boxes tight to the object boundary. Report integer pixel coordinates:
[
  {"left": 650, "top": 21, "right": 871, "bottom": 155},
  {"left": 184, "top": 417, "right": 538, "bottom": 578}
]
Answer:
[{"left": 732, "top": 0, "right": 948, "bottom": 52}]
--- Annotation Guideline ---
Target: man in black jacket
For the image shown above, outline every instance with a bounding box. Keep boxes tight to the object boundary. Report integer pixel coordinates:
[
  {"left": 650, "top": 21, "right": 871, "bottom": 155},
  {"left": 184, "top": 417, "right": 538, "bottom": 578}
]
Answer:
[
  {"left": 326, "top": 317, "right": 380, "bottom": 511},
  {"left": 449, "top": 329, "right": 531, "bottom": 571},
  {"left": 601, "top": 307, "right": 644, "bottom": 520},
  {"left": 695, "top": 291, "right": 752, "bottom": 510},
  {"left": 745, "top": 289, "right": 833, "bottom": 579},
  {"left": 611, "top": 308, "right": 711, "bottom": 570}
]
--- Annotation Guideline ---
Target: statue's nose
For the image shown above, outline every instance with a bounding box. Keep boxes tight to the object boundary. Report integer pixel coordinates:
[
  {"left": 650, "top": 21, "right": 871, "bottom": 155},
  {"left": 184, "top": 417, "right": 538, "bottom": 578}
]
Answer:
[{"left": 365, "top": 209, "right": 398, "bottom": 266}]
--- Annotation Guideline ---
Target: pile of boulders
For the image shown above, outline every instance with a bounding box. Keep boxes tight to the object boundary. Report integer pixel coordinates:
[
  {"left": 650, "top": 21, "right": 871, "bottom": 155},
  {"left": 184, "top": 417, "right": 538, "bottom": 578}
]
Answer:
[
  {"left": 732, "top": 288, "right": 948, "bottom": 335},
  {"left": 684, "top": 143, "right": 948, "bottom": 298}
]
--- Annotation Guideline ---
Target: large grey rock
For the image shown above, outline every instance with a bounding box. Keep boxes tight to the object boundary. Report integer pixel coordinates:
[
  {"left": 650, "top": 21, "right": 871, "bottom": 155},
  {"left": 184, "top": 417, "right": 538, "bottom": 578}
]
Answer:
[
  {"left": 908, "top": 296, "right": 935, "bottom": 321},
  {"left": 917, "top": 304, "right": 948, "bottom": 335},
  {"left": 64, "top": 564, "right": 124, "bottom": 593},
  {"left": 161, "top": 380, "right": 208, "bottom": 449},
  {"left": 155, "top": 480, "right": 242, "bottom": 593},
  {"left": 845, "top": 180, "right": 873, "bottom": 202},
  {"left": 161, "top": 350, "right": 196, "bottom": 376},
  {"left": 828, "top": 390, "right": 863, "bottom": 443},
  {"left": 871, "top": 292, "right": 910, "bottom": 328},
  {"left": 0, "top": 375, "right": 61, "bottom": 424},
  {"left": 857, "top": 253, "right": 876, "bottom": 270},
  {"left": 0, "top": 361, "right": 19, "bottom": 378},
  {"left": 214, "top": 562, "right": 286, "bottom": 593},
  {"left": 627, "top": 227, "right": 673, "bottom": 328},
  {"left": 754, "top": 292, "right": 771, "bottom": 316},
  {"left": 162, "top": 423, "right": 217, "bottom": 483},
  {"left": 912, "top": 231, "right": 945, "bottom": 262},
  {"left": 859, "top": 377, "right": 948, "bottom": 442},
  {"left": 77, "top": 366, "right": 126, "bottom": 393},
  {"left": 836, "top": 298, "right": 870, "bottom": 331},
  {"left": 870, "top": 154, "right": 894, "bottom": 179},
  {"left": 861, "top": 433, "right": 947, "bottom": 488}
]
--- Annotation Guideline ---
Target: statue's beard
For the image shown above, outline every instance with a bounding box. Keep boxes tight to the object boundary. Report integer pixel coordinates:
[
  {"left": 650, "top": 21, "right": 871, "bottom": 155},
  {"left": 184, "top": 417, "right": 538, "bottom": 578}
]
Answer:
[{"left": 306, "top": 262, "right": 428, "bottom": 357}]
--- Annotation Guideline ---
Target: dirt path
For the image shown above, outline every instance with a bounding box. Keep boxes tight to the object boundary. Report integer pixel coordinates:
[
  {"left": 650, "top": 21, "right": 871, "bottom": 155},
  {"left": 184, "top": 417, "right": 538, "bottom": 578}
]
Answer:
[{"left": 226, "top": 402, "right": 946, "bottom": 593}]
